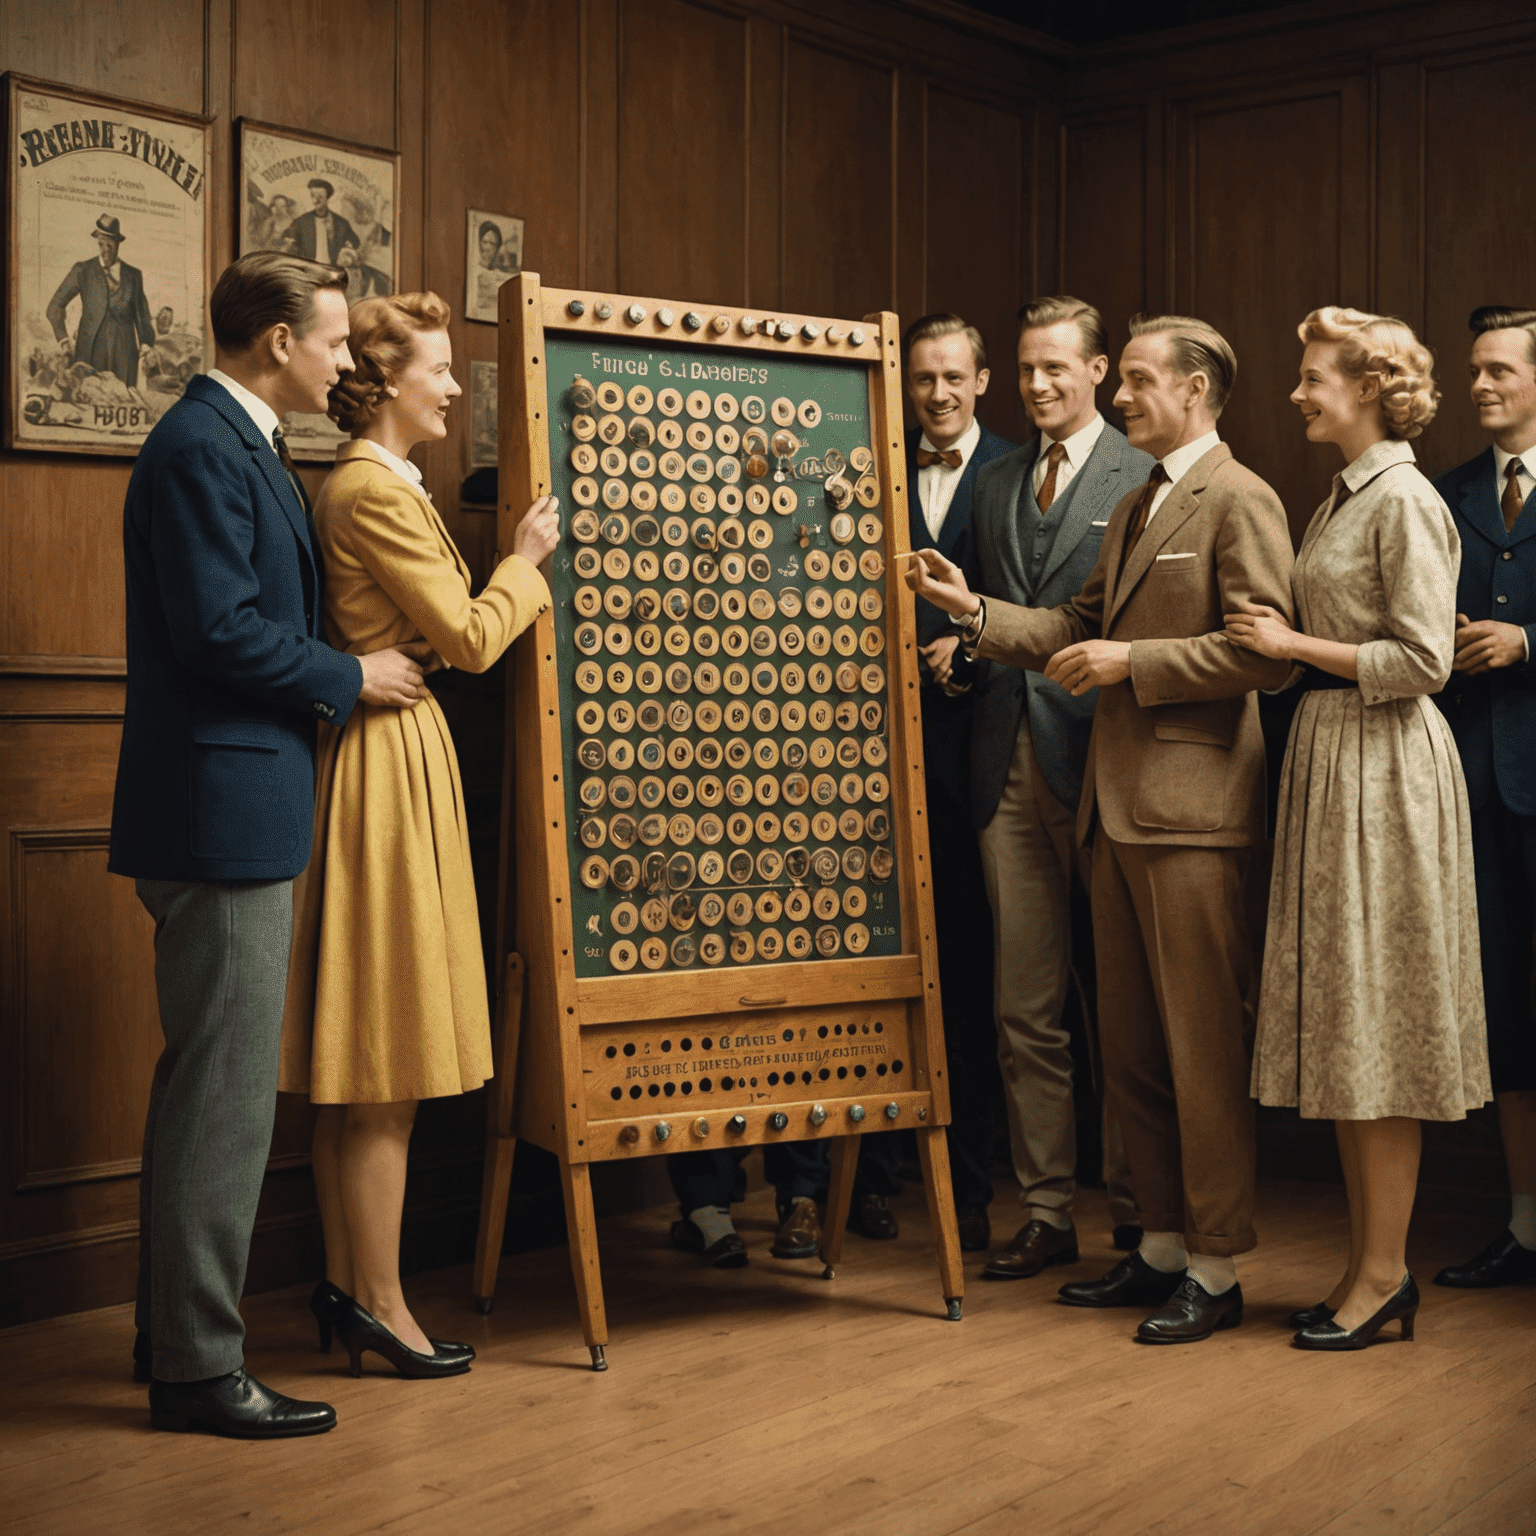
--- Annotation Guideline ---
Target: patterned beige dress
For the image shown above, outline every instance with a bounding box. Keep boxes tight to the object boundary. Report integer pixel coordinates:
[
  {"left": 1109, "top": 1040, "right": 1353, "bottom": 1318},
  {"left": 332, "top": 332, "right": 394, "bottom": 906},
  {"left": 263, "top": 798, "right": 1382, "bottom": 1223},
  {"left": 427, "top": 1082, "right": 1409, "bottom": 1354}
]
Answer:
[{"left": 1251, "top": 437, "right": 1490, "bottom": 1121}]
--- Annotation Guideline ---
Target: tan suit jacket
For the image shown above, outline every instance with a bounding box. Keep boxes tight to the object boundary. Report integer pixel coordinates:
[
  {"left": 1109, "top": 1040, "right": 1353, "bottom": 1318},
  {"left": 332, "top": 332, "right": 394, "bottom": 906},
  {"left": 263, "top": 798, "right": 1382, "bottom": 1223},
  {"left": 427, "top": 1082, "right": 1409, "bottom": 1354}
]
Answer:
[{"left": 973, "top": 443, "right": 1294, "bottom": 849}]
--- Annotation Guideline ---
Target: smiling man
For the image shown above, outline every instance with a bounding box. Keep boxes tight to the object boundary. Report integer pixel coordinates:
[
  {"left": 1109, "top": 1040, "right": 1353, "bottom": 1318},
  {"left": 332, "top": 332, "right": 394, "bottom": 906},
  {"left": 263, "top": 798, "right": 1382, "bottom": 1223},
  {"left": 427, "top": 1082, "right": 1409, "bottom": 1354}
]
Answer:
[
  {"left": 1432, "top": 305, "right": 1536, "bottom": 1293},
  {"left": 958, "top": 297, "right": 1151, "bottom": 1281},
  {"left": 904, "top": 314, "right": 1294, "bottom": 1345},
  {"left": 901, "top": 312, "right": 1017, "bottom": 1248}
]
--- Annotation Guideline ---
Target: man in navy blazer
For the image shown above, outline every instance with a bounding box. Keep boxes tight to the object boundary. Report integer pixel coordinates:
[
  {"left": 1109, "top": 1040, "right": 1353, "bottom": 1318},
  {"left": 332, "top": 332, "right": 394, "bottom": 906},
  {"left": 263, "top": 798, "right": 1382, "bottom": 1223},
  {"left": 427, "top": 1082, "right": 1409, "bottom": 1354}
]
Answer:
[
  {"left": 1433, "top": 305, "right": 1536, "bottom": 1292},
  {"left": 902, "top": 312, "right": 1016, "bottom": 1248},
  {"left": 955, "top": 298, "right": 1151, "bottom": 1281},
  {"left": 110, "top": 251, "right": 427, "bottom": 1438}
]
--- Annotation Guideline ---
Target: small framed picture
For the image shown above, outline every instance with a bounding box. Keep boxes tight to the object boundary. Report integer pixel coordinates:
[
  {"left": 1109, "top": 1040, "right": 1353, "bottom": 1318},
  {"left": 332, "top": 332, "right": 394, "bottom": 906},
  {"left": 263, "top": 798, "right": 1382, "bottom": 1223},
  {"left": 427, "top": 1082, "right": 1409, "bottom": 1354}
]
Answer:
[
  {"left": 238, "top": 118, "right": 400, "bottom": 461},
  {"left": 5, "top": 73, "right": 213, "bottom": 455},
  {"left": 465, "top": 210, "right": 524, "bottom": 324},
  {"left": 470, "top": 360, "right": 498, "bottom": 468}
]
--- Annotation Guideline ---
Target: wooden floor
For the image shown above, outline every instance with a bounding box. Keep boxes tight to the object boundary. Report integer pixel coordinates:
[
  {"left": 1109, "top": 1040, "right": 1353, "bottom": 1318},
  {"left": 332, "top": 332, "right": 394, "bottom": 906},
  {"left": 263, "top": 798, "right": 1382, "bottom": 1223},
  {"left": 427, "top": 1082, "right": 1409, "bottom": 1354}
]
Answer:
[{"left": 2, "top": 1175, "right": 1534, "bottom": 1536}]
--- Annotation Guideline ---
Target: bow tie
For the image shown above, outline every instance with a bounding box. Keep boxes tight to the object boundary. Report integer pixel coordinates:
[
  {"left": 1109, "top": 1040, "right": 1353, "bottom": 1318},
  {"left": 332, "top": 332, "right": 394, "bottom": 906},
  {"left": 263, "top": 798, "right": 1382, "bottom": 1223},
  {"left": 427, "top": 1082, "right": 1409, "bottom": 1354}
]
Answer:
[{"left": 916, "top": 446, "right": 963, "bottom": 470}]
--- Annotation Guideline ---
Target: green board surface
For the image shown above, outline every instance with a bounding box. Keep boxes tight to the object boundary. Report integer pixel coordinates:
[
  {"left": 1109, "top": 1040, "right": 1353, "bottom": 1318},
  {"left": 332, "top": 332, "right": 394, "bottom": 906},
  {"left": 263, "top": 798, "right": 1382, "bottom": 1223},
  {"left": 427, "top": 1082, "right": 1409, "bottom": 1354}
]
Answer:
[{"left": 542, "top": 330, "right": 905, "bottom": 979}]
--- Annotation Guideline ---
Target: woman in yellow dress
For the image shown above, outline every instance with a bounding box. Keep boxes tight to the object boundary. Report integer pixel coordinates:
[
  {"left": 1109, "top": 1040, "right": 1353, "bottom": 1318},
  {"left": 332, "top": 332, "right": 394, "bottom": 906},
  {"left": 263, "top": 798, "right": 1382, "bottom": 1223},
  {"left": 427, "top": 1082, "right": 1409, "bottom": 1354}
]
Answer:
[{"left": 280, "top": 290, "right": 558, "bottom": 1377}]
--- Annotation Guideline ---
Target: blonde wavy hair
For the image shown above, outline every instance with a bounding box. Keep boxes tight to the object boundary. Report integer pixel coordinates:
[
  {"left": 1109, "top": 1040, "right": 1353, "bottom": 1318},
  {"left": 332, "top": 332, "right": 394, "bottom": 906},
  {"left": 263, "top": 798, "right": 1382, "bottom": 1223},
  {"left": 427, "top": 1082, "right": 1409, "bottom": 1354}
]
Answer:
[
  {"left": 1297, "top": 306, "right": 1439, "bottom": 440},
  {"left": 328, "top": 290, "right": 452, "bottom": 435}
]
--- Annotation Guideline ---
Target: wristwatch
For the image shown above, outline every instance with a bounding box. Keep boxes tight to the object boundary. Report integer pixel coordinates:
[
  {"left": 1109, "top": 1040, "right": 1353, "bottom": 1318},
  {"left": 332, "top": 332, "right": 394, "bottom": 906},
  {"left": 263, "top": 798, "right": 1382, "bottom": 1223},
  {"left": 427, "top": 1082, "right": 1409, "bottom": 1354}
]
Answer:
[{"left": 952, "top": 596, "right": 986, "bottom": 639}]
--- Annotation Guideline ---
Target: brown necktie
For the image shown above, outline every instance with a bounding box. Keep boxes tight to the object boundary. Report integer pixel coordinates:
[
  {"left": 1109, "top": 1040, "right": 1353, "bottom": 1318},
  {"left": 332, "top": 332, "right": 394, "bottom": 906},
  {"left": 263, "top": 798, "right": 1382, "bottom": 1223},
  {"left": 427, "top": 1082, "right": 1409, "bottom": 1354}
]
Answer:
[
  {"left": 1503, "top": 458, "right": 1525, "bottom": 533},
  {"left": 916, "top": 446, "right": 963, "bottom": 469},
  {"left": 271, "top": 426, "right": 311, "bottom": 517},
  {"left": 1123, "top": 464, "right": 1169, "bottom": 557},
  {"left": 1036, "top": 441, "right": 1067, "bottom": 513}
]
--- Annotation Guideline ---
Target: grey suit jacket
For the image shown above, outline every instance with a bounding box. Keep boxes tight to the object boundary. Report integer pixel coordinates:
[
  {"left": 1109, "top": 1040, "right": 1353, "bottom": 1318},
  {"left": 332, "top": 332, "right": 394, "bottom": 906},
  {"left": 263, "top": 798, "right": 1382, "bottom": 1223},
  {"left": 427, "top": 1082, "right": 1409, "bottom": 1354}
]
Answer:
[{"left": 966, "top": 420, "right": 1154, "bottom": 824}]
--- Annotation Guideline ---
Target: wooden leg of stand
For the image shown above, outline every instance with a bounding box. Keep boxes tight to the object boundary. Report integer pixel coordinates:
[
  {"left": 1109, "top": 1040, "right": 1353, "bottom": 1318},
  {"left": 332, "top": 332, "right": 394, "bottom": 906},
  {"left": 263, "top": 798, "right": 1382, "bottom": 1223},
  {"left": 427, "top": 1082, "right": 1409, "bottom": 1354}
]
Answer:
[
  {"left": 819, "top": 1134, "right": 859, "bottom": 1278},
  {"left": 917, "top": 1125, "right": 965, "bottom": 1320},
  {"left": 560, "top": 1161, "right": 609, "bottom": 1370},
  {"left": 471, "top": 954, "right": 525, "bottom": 1315}
]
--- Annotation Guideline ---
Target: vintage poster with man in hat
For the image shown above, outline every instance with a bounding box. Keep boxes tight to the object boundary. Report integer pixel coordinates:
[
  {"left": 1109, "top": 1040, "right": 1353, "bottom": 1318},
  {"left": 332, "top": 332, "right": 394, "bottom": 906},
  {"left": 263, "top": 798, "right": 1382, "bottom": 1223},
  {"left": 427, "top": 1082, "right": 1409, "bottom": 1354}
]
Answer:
[{"left": 5, "top": 75, "right": 211, "bottom": 454}]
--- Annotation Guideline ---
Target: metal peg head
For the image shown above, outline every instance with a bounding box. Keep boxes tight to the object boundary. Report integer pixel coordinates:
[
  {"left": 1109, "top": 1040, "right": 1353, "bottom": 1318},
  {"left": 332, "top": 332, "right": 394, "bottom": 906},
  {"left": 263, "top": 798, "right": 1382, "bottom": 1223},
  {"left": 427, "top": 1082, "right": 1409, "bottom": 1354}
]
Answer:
[
  {"left": 801, "top": 322, "right": 820, "bottom": 342},
  {"left": 740, "top": 316, "right": 758, "bottom": 336},
  {"left": 848, "top": 1104, "right": 866, "bottom": 1123},
  {"left": 712, "top": 314, "right": 731, "bottom": 334},
  {"left": 769, "top": 1111, "right": 788, "bottom": 1131},
  {"left": 809, "top": 1104, "right": 827, "bottom": 1126},
  {"left": 826, "top": 326, "right": 845, "bottom": 344},
  {"left": 683, "top": 311, "right": 704, "bottom": 331},
  {"left": 654, "top": 1121, "right": 672, "bottom": 1141},
  {"left": 568, "top": 299, "right": 587, "bottom": 317},
  {"left": 619, "top": 1124, "right": 640, "bottom": 1144},
  {"left": 693, "top": 1117, "right": 710, "bottom": 1138},
  {"left": 884, "top": 1102, "right": 900, "bottom": 1120},
  {"left": 849, "top": 327, "right": 866, "bottom": 346},
  {"left": 916, "top": 1107, "right": 928, "bottom": 1122},
  {"left": 626, "top": 303, "right": 647, "bottom": 324},
  {"left": 594, "top": 301, "right": 613, "bottom": 320},
  {"left": 657, "top": 307, "right": 675, "bottom": 327},
  {"left": 727, "top": 1113, "right": 747, "bottom": 1134},
  {"left": 760, "top": 319, "right": 777, "bottom": 338}
]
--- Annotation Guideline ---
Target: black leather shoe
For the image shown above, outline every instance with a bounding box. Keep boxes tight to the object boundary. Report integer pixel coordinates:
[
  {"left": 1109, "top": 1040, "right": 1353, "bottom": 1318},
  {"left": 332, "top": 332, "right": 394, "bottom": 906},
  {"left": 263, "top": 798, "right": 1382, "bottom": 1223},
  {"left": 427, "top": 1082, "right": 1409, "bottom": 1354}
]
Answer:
[
  {"left": 958, "top": 1207, "right": 991, "bottom": 1253},
  {"left": 149, "top": 1367, "right": 336, "bottom": 1438},
  {"left": 1287, "top": 1301, "right": 1336, "bottom": 1329},
  {"left": 335, "top": 1299, "right": 475, "bottom": 1379},
  {"left": 1058, "top": 1251, "right": 1185, "bottom": 1309},
  {"left": 847, "top": 1193, "right": 898, "bottom": 1240},
  {"left": 670, "top": 1218, "right": 748, "bottom": 1269},
  {"left": 132, "top": 1330, "right": 152, "bottom": 1384},
  {"left": 1112, "top": 1224, "right": 1144, "bottom": 1252},
  {"left": 1433, "top": 1230, "right": 1536, "bottom": 1289},
  {"left": 1136, "top": 1279, "right": 1243, "bottom": 1343},
  {"left": 983, "top": 1220, "right": 1078, "bottom": 1280},
  {"left": 1293, "top": 1274, "right": 1418, "bottom": 1351}
]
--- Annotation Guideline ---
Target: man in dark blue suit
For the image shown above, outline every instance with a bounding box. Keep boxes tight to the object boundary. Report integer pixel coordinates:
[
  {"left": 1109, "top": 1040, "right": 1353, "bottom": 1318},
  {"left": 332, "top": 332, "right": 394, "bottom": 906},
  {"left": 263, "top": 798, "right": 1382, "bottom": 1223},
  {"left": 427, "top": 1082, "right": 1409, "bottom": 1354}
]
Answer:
[
  {"left": 1433, "top": 305, "right": 1536, "bottom": 1291},
  {"left": 901, "top": 312, "right": 1017, "bottom": 1250},
  {"left": 949, "top": 299, "right": 1151, "bottom": 1279},
  {"left": 110, "top": 251, "right": 428, "bottom": 1437}
]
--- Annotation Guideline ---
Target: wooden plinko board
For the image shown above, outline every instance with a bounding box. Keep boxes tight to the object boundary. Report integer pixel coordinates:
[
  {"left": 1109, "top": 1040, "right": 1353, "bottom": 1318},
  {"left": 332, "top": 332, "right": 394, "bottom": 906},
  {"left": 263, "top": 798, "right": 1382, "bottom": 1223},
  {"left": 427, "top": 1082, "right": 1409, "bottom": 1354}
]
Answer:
[{"left": 476, "top": 273, "right": 961, "bottom": 1364}]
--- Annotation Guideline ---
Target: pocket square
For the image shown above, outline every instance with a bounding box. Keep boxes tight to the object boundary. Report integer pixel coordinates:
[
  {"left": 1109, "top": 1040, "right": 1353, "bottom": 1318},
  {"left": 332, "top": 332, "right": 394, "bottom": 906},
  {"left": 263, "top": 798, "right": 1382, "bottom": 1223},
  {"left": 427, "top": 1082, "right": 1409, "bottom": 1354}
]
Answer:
[
  {"left": 1091, "top": 520, "right": 1110, "bottom": 527},
  {"left": 1156, "top": 551, "right": 1197, "bottom": 560}
]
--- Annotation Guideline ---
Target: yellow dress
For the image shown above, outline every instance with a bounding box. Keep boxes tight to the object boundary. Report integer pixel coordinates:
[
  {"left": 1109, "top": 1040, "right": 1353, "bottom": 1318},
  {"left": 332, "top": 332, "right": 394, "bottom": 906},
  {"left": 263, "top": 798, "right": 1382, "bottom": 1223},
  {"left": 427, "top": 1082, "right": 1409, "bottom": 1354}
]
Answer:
[{"left": 279, "top": 439, "right": 549, "bottom": 1103}]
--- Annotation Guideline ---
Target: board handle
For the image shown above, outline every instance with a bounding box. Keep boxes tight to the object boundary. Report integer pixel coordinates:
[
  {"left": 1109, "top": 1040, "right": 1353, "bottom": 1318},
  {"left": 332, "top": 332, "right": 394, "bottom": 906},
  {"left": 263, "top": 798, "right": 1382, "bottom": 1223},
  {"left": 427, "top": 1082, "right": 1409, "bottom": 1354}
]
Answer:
[{"left": 738, "top": 995, "right": 788, "bottom": 1007}]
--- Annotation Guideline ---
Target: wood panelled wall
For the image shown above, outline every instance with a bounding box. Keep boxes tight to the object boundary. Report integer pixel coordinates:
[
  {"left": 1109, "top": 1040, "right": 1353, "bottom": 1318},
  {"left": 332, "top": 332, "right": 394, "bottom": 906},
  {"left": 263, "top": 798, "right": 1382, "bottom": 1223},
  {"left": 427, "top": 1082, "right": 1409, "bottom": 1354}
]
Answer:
[{"left": 2, "top": 0, "right": 1531, "bottom": 1324}]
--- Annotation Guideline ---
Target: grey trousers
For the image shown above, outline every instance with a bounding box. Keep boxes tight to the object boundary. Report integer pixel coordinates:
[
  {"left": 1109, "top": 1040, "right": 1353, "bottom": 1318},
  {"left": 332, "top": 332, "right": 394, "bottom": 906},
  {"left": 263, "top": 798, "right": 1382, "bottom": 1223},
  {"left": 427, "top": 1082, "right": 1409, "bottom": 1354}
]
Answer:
[{"left": 135, "top": 878, "right": 293, "bottom": 1382}]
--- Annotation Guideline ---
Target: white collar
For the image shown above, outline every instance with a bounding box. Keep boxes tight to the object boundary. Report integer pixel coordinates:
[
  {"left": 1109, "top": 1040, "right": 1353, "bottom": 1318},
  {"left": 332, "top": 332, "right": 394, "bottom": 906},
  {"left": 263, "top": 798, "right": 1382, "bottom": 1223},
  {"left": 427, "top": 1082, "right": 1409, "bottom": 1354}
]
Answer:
[
  {"left": 351, "top": 437, "right": 423, "bottom": 486},
  {"left": 1341, "top": 437, "right": 1415, "bottom": 493},
  {"left": 1158, "top": 429, "right": 1222, "bottom": 488},
  {"left": 206, "top": 368, "right": 283, "bottom": 449},
  {"left": 1040, "top": 412, "right": 1105, "bottom": 469},
  {"left": 1494, "top": 440, "right": 1536, "bottom": 481},
  {"left": 919, "top": 417, "right": 981, "bottom": 467}
]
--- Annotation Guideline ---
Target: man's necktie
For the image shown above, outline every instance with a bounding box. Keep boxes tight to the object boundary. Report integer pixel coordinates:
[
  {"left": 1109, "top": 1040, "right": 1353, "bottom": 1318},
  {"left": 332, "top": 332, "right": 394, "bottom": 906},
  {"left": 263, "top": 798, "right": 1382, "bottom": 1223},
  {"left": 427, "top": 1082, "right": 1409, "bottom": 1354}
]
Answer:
[
  {"left": 1503, "top": 458, "right": 1525, "bottom": 534},
  {"left": 1123, "top": 463, "right": 1169, "bottom": 558},
  {"left": 916, "top": 446, "right": 963, "bottom": 469},
  {"left": 1036, "top": 441, "right": 1067, "bottom": 513},
  {"left": 272, "top": 426, "right": 310, "bottom": 514}
]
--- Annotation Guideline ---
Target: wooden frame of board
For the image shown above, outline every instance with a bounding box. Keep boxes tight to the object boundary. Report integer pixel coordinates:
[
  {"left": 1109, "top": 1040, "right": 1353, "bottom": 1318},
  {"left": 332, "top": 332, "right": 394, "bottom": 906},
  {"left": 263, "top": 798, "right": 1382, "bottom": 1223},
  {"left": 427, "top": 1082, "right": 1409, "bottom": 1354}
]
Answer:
[{"left": 474, "top": 272, "right": 962, "bottom": 1368}]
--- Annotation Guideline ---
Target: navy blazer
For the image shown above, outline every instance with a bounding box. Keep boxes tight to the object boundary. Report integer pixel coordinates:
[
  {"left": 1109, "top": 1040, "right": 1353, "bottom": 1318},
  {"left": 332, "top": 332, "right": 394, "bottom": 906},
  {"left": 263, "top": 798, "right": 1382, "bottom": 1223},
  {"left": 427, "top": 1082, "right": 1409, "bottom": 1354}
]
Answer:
[
  {"left": 108, "top": 373, "right": 363, "bottom": 882},
  {"left": 1433, "top": 448, "right": 1536, "bottom": 818},
  {"left": 904, "top": 422, "right": 1019, "bottom": 808},
  {"left": 965, "top": 421, "right": 1154, "bottom": 823}
]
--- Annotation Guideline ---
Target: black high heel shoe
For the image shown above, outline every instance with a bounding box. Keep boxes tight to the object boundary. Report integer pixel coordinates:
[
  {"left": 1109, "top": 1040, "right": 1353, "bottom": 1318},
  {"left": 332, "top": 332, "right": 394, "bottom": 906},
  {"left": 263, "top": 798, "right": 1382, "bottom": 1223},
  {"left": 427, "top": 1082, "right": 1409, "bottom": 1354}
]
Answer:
[
  {"left": 309, "top": 1280, "right": 353, "bottom": 1355},
  {"left": 1286, "top": 1301, "right": 1336, "bottom": 1329},
  {"left": 1292, "top": 1274, "right": 1418, "bottom": 1351},
  {"left": 333, "top": 1298, "right": 475, "bottom": 1379}
]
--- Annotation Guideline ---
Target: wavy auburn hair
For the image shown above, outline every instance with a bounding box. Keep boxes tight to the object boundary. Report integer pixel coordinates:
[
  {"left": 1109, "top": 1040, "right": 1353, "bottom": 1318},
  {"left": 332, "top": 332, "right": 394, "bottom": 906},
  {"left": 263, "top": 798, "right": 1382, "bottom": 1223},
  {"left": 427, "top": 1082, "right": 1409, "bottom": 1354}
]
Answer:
[
  {"left": 1298, "top": 306, "right": 1440, "bottom": 440},
  {"left": 328, "top": 290, "right": 453, "bottom": 435}
]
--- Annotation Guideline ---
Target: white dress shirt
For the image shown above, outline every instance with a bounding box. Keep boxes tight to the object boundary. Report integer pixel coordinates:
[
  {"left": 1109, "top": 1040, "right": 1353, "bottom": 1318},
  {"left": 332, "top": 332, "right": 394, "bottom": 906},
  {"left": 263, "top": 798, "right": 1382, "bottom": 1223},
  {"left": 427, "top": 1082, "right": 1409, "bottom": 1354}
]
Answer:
[
  {"left": 1146, "top": 429, "right": 1222, "bottom": 527},
  {"left": 1494, "top": 442, "right": 1536, "bottom": 512},
  {"left": 1031, "top": 412, "right": 1106, "bottom": 501},
  {"left": 206, "top": 367, "right": 282, "bottom": 449},
  {"left": 100, "top": 257, "right": 122, "bottom": 288},
  {"left": 917, "top": 418, "right": 981, "bottom": 541},
  {"left": 313, "top": 212, "right": 335, "bottom": 265}
]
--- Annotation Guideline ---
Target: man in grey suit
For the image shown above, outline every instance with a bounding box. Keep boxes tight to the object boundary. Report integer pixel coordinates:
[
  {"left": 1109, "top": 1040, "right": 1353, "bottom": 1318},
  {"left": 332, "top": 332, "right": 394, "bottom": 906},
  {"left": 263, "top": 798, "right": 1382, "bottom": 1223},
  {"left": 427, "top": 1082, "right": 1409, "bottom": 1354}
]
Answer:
[
  {"left": 46, "top": 214, "right": 155, "bottom": 388},
  {"left": 956, "top": 297, "right": 1151, "bottom": 1280}
]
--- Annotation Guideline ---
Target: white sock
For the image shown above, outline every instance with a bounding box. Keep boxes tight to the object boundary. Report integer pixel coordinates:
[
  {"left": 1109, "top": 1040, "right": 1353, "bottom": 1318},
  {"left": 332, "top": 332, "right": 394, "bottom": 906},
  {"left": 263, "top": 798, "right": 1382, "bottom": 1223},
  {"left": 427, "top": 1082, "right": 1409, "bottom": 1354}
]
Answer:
[
  {"left": 1186, "top": 1253, "right": 1238, "bottom": 1295},
  {"left": 1029, "top": 1205, "right": 1073, "bottom": 1231},
  {"left": 689, "top": 1205, "right": 735, "bottom": 1247},
  {"left": 1137, "top": 1231, "right": 1188, "bottom": 1273},
  {"left": 1510, "top": 1193, "right": 1536, "bottom": 1250}
]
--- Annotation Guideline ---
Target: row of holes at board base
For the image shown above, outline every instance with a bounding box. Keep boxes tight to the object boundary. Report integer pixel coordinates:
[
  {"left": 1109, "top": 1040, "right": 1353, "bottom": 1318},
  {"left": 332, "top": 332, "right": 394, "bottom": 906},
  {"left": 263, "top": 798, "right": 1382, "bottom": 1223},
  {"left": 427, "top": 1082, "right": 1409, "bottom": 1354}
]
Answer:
[
  {"left": 609, "top": 1057, "right": 906, "bottom": 1102},
  {"left": 617, "top": 1099, "right": 921, "bottom": 1147}
]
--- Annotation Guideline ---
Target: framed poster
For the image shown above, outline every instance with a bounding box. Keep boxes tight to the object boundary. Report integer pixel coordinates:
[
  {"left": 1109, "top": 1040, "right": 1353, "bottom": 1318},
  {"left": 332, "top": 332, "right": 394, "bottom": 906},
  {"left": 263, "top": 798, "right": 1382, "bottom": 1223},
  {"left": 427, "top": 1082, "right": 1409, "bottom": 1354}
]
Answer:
[
  {"left": 5, "top": 74, "right": 212, "bottom": 455},
  {"left": 238, "top": 119, "right": 399, "bottom": 461},
  {"left": 465, "top": 209, "right": 523, "bottom": 323}
]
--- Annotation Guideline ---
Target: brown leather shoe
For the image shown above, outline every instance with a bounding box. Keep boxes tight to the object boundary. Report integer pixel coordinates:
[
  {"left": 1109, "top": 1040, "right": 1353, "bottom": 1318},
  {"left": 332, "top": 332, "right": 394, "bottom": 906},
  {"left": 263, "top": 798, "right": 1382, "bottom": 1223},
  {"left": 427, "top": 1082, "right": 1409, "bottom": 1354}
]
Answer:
[
  {"left": 982, "top": 1219, "right": 1078, "bottom": 1279},
  {"left": 847, "top": 1192, "right": 898, "bottom": 1240},
  {"left": 771, "top": 1197, "right": 821, "bottom": 1259},
  {"left": 958, "top": 1207, "right": 991, "bottom": 1252}
]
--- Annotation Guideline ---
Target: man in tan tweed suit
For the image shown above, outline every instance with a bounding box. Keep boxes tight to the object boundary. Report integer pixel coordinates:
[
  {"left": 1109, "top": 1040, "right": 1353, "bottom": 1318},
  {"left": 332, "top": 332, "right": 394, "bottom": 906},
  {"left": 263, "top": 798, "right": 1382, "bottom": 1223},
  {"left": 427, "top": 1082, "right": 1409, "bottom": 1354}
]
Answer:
[{"left": 907, "top": 314, "right": 1294, "bottom": 1344}]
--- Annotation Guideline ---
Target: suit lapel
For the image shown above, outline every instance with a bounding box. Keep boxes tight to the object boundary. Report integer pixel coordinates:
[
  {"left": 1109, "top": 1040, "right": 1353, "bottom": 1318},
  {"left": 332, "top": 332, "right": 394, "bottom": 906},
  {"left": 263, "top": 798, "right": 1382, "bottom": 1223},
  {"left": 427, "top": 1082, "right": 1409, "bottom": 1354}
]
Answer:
[
  {"left": 1457, "top": 451, "right": 1510, "bottom": 550},
  {"left": 938, "top": 450, "right": 983, "bottom": 559},
  {"left": 1036, "top": 435, "right": 1123, "bottom": 593},
  {"left": 904, "top": 437, "right": 937, "bottom": 553}
]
